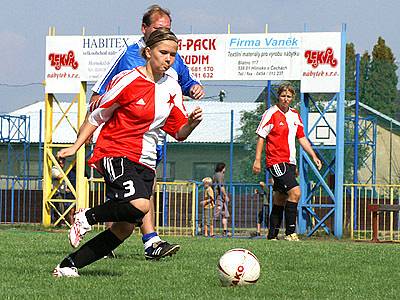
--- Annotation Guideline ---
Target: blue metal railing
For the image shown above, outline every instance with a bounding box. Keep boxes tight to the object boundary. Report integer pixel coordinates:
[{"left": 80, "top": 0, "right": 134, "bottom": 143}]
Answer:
[{"left": 0, "top": 176, "right": 42, "bottom": 224}]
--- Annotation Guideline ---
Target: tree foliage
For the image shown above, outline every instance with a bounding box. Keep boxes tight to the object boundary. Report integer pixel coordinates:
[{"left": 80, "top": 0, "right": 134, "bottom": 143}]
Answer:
[
  {"left": 345, "top": 43, "right": 356, "bottom": 101},
  {"left": 363, "top": 37, "right": 398, "bottom": 118},
  {"left": 359, "top": 51, "right": 370, "bottom": 103}
]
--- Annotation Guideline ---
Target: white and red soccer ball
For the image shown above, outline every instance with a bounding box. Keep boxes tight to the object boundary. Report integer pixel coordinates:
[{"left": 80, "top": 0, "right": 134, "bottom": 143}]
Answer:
[{"left": 217, "top": 248, "right": 260, "bottom": 287}]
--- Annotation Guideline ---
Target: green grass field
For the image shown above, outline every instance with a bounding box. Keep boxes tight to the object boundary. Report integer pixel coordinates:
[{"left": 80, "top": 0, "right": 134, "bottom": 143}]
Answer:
[{"left": 1, "top": 225, "right": 399, "bottom": 299}]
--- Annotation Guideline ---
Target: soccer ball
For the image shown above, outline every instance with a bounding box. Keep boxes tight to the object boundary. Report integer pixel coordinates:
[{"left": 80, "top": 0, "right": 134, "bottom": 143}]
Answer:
[{"left": 217, "top": 248, "right": 260, "bottom": 287}]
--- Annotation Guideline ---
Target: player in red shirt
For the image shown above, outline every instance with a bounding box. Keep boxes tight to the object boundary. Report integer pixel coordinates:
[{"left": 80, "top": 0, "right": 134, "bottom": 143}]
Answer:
[
  {"left": 53, "top": 28, "right": 203, "bottom": 277},
  {"left": 89, "top": 5, "right": 204, "bottom": 260},
  {"left": 253, "top": 83, "right": 321, "bottom": 241}
]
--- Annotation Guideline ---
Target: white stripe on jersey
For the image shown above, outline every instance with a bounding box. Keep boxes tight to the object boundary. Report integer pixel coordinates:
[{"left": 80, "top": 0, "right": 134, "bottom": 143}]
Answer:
[{"left": 256, "top": 106, "right": 279, "bottom": 138}]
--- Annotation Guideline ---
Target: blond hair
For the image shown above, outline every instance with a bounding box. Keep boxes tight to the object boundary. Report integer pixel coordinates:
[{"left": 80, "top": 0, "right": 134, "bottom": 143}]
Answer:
[{"left": 202, "top": 177, "right": 212, "bottom": 185}]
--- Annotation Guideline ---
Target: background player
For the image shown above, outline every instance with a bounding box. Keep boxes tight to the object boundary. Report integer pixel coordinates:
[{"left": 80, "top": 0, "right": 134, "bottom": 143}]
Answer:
[{"left": 252, "top": 83, "right": 322, "bottom": 241}]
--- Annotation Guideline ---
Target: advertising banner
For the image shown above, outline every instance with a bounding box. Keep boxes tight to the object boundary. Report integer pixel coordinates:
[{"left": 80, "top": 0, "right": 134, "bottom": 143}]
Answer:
[{"left": 45, "top": 32, "right": 341, "bottom": 93}]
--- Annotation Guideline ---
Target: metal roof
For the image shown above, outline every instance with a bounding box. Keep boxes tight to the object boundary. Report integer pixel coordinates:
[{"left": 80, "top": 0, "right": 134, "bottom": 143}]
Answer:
[{"left": 7, "top": 100, "right": 259, "bottom": 144}]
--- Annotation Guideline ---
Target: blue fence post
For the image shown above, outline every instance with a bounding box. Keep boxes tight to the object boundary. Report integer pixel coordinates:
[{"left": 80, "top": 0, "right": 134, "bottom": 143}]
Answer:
[
  {"left": 333, "top": 24, "right": 347, "bottom": 238},
  {"left": 231, "top": 186, "right": 235, "bottom": 237},
  {"left": 195, "top": 182, "right": 199, "bottom": 236},
  {"left": 230, "top": 109, "right": 234, "bottom": 235}
]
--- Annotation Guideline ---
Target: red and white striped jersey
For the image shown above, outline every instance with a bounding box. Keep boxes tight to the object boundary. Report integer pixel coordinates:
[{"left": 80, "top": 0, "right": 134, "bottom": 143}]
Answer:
[
  {"left": 87, "top": 67, "right": 188, "bottom": 171},
  {"left": 256, "top": 105, "right": 305, "bottom": 168}
]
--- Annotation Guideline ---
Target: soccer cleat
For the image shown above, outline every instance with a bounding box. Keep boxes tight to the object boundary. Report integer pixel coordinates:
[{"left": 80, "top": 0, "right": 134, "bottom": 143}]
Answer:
[
  {"left": 52, "top": 264, "right": 79, "bottom": 277},
  {"left": 284, "top": 233, "right": 300, "bottom": 241},
  {"left": 144, "top": 241, "right": 180, "bottom": 260},
  {"left": 69, "top": 208, "right": 91, "bottom": 248}
]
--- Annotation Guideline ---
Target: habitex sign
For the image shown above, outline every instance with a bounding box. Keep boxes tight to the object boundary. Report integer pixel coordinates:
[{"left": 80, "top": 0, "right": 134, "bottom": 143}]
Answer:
[{"left": 45, "top": 32, "right": 341, "bottom": 93}]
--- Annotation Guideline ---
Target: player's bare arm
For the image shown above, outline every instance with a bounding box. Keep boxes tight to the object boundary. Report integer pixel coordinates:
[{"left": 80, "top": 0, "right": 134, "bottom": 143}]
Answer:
[
  {"left": 176, "top": 107, "right": 203, "bottom": 140},
  {"left": 252, "top": 136, "right": 265, "bottom": 174},
  {"left": 298, "top": 137, "right": 322, "bottom": 170},
  {"left": 59, "top": 101, "right": 120, "bottom": 158},
  {"left": 58, "top": 120, "right": 98, "bottom": 158},
  {"left": 77, "top": 92, "right": 100, "bottom": 143}
]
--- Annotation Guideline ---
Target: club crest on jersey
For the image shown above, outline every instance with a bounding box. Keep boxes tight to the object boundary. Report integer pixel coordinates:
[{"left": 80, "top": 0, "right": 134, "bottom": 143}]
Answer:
[
  {"left": 136, "top": 98, "right": 146, "bottom": 106},
  {"left": 168, "top": 94, "right": 176, "bottom": 108},
  {"left": 279, "top": 121, "right": 285, "bottom": 126}
]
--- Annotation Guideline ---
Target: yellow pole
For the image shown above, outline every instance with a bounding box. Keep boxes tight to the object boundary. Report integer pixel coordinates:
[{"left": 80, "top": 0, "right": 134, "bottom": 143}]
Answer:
[
  {"left": 75, "top": 82, "right": 87, "bottom": 208},
  {"left": 390, "top": 186, "right": 394, "bottom": 240},
  {"left": 191, "top": 182, "right": 196, "bottom": 236},
  {"left": 156, "top": 183, "right": 160, "bottom": 231},
  {"left": 42, "top": 92, "right": 53, "bottom": 226},
  {"left": 350, "top": 186, "right": 354, "bottom": 239},
  {"left": 185, "top": 184, "right": 189, "bottom": 235}
]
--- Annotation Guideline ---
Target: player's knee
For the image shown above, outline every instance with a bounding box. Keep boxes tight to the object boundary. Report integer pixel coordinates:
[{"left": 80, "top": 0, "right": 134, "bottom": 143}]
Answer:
[
  {"left": 288, "top": 187, "right": 301, "bottom": 201},
  {"left": 130, "top": 198, "right": 150, "bottom": 215},
  {"left": 111, "top": 201, "right": 146, "bottom": 225},
  {"left": 273, "top": 193, "right": 287, "bottom": 206},
  {"left": 110, "top": 222, "right": 135, "bottom": 240}
]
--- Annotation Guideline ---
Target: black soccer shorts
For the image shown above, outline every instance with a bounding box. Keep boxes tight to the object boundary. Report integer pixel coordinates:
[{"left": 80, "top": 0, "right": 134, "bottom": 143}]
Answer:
[
  {"left": 268, "top": 162, "right": 299, "bottom": 194},
  {"left": 102, "top": 157, "right": 155, "bottom": 202}
]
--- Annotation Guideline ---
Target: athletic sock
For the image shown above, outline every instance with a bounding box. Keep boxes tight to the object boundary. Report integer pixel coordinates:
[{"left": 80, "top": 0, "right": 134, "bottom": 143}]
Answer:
[
  {"left": 285, "top": 201, "right": 298, "bottom": 235},
  {"left": 267, "top": 205, "right": 284, "bottom": 239},
  {"left": 59, "top": 229, "right": 123, "bottom": 269},
  {"left": 142, "top": 232, "right": 162, "bottom": 250},
  {"left": 85, "top": 201, "right": 145, "bottom": 225}
]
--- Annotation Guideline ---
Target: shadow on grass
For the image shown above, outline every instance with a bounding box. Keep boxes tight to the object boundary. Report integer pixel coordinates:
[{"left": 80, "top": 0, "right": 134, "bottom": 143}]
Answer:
[
  {"left": 110, "top": 252, "right": 144, "bottom": 260},
  {"left": 80, "top": 269, "right": 123, "bottom": 277}
]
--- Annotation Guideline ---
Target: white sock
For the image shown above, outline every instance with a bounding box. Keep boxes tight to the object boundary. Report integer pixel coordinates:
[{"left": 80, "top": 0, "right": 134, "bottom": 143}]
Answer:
[{"left": 144, "top": 236, "right": 162, "bottom": 250}]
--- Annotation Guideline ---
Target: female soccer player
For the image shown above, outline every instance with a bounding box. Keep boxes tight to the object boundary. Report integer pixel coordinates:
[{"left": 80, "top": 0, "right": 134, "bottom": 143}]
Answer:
[
  {"left": 252, "top": 83, "right": 321, "bottom": 241},
  {"left": 53, "top": 28, "right": 203, "bottom": 277}
]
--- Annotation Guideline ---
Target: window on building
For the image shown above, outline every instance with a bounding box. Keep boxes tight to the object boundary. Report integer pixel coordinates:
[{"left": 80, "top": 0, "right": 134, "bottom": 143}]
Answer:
[
  {"left": 156, "top": 162, "right": 175, "bottom": 181},
  {"left": 193, "top": 162, "right": 218, "bottom": 181}
]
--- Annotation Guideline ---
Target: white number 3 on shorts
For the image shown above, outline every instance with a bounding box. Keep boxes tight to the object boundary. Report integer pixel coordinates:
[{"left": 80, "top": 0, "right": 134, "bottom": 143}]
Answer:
[{"left": 123, "top": 180, "right": 136, "bottom": 197}]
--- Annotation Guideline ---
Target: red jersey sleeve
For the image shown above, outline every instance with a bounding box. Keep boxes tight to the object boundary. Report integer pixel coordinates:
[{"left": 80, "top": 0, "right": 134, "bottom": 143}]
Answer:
[{"left": 162, "top": 105, "right": 188, "bottom": 141}]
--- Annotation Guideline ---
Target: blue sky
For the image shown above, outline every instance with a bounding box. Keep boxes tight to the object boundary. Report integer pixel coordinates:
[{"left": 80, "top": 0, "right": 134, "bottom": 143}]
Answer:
[{"left": 1, "top": 0, "right": 399, "bottom": 113}]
